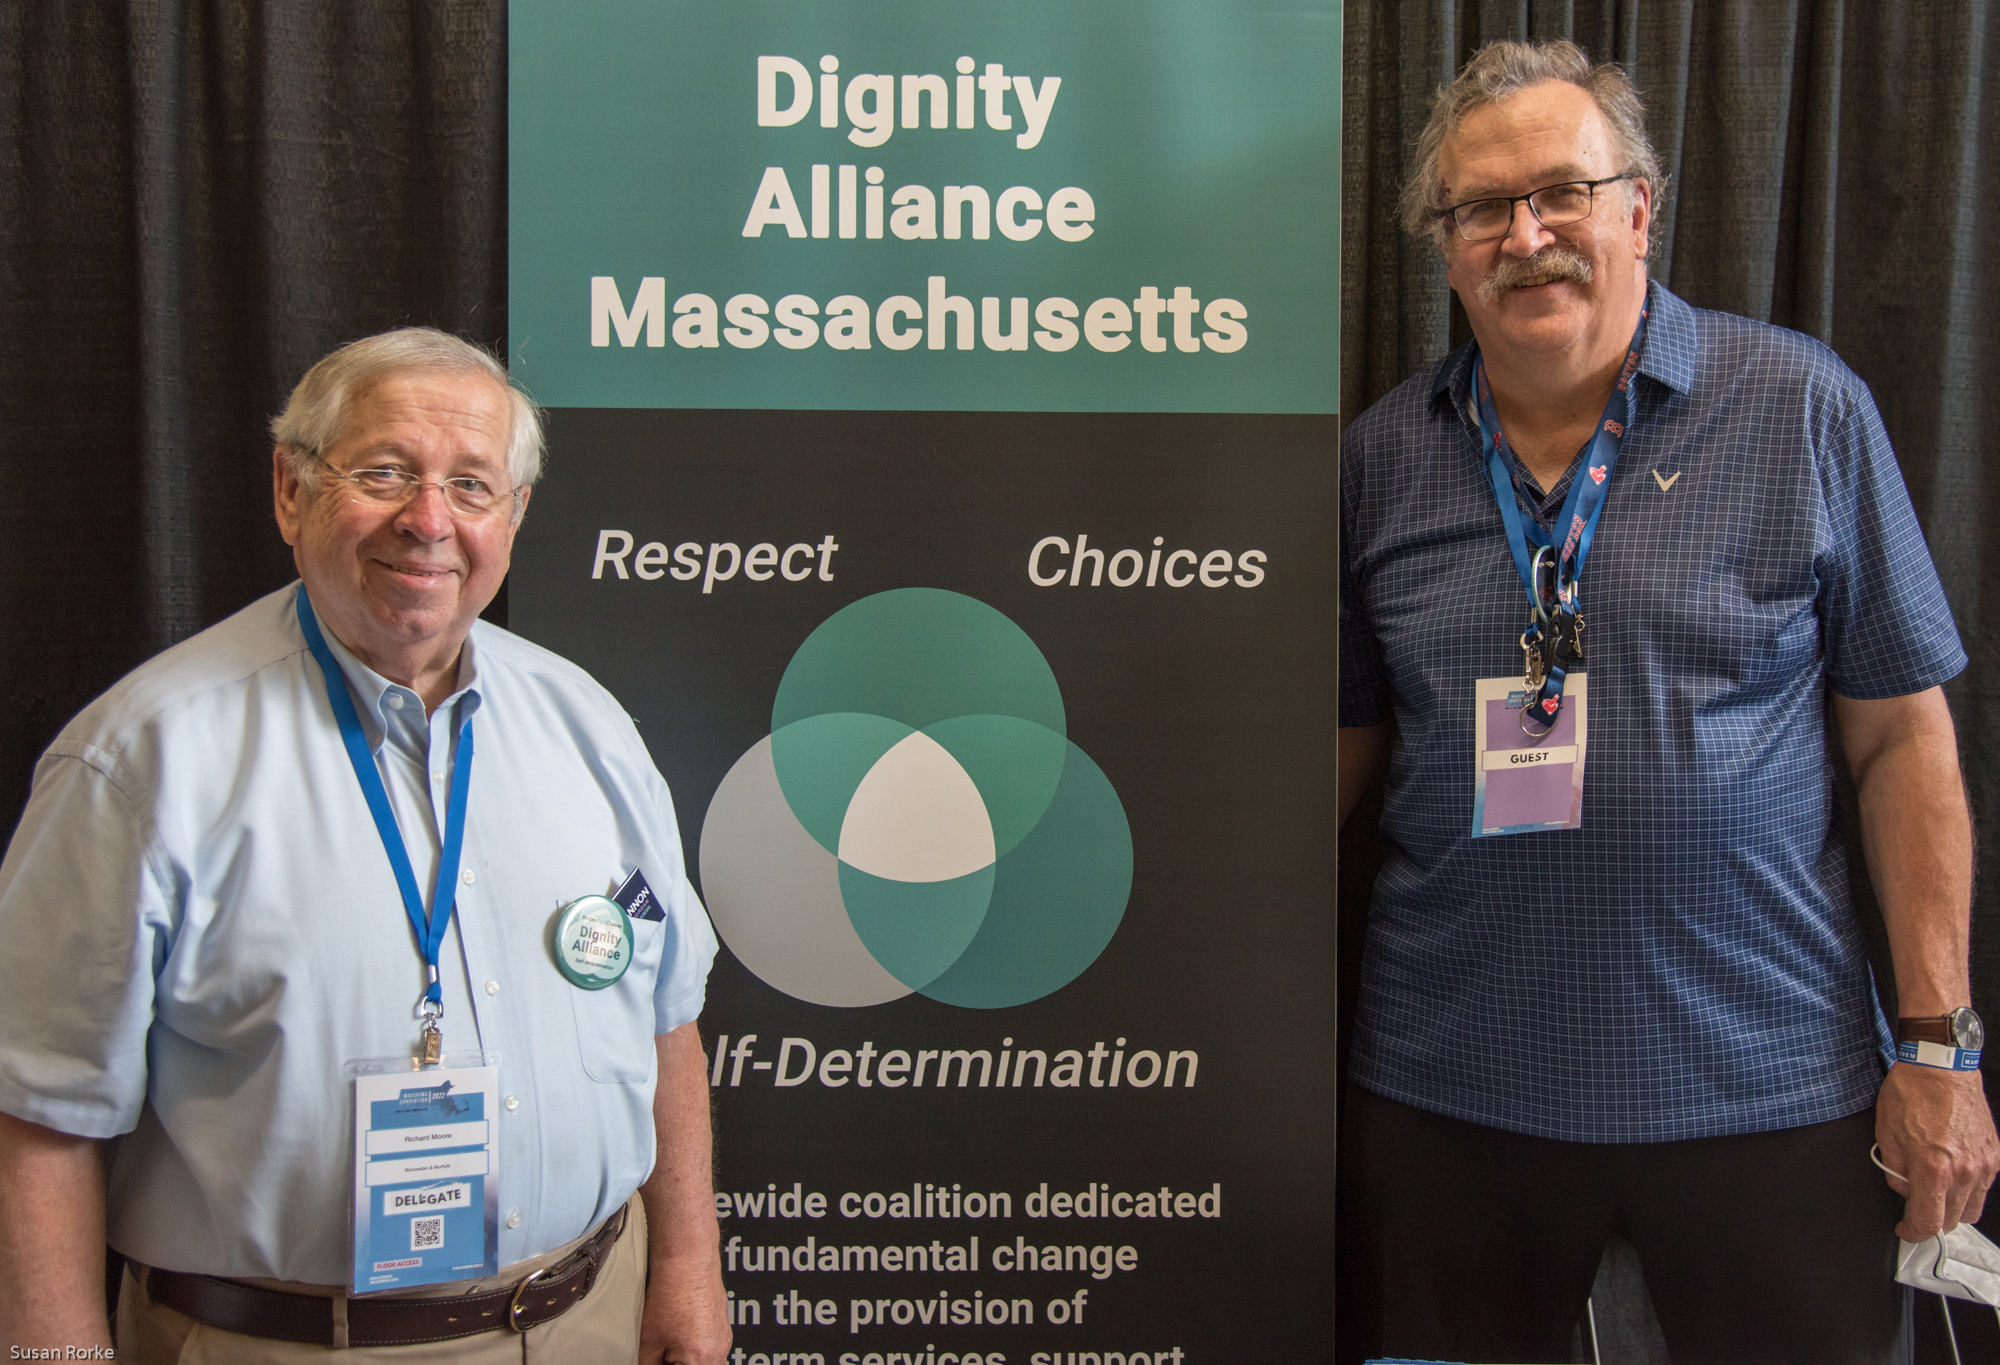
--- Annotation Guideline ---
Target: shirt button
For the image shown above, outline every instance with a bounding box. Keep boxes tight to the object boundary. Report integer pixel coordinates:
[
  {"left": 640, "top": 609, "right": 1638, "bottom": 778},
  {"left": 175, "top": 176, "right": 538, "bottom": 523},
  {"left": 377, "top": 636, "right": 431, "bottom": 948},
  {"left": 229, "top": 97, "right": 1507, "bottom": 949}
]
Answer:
[
  {"left": 504, "top": 1094, "right": 520, "bottom": 1111},
  {"left": 386, "top": 694, "right": 404, "bottom": 710},
  {"left": 506, "top": 1209, "right": 521, "bottom": 1229},
  {"left": 484, "top": 980, "right": 500, "bottom": 996},
  {"left": 462, "top": 869, "right": 476, "bottom": 885},
  {"left": 432, "top": 772, "right": 444, "bottom": 786}
]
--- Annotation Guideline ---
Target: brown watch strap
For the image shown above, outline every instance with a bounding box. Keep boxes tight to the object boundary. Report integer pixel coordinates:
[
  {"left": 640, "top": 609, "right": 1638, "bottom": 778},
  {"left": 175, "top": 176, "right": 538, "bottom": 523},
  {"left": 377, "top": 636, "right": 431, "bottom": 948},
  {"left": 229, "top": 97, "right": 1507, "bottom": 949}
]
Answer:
[{"left": 1896, "top": 1015, "right": 1956, "bottom": 1046}]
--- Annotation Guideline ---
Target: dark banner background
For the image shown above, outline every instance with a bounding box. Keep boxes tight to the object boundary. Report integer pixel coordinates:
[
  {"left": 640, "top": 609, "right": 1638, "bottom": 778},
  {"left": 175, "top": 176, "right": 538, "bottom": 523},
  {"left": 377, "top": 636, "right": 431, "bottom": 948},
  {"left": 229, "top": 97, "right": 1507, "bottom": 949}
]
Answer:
[
  {"left": 512, "top": 408, "right": 1337, "bottom": 1360},
  {"left": 4, "top": 3, "right": 1996, "bottom": 1360}
]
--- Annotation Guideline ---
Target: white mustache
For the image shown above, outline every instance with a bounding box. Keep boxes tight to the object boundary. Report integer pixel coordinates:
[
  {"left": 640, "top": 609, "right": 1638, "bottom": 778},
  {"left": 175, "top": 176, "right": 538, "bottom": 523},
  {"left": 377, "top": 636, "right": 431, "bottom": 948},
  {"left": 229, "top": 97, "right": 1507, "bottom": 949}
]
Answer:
[{"left": 1478, "top": 247, "right": 1593, "bottom": 305}]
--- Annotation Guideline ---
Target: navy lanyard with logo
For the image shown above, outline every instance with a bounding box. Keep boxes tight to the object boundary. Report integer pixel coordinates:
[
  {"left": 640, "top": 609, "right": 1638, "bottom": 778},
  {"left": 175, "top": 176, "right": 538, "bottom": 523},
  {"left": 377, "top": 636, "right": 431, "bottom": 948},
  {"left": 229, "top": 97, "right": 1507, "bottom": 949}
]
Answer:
[
  {"left": 297, "top": 586, "right": 473, "bottom": 1064},
  {"left": 1473, "top": 306, "right": 1647, "bottom": 738}
]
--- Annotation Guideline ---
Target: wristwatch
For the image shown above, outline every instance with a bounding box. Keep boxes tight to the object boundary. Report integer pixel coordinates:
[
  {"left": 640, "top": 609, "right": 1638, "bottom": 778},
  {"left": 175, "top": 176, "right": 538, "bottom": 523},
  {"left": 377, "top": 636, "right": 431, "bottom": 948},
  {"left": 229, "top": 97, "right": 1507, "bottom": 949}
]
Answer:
[{"left": 1896, "top": 1007, "right": 1985, "bottom": 1071}]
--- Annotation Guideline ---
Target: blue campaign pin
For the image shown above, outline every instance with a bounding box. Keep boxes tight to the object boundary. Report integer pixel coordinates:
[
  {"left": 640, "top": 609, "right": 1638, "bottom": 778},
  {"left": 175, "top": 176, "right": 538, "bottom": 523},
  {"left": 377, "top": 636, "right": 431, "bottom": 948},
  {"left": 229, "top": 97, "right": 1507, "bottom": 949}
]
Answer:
[
  {"left": 613, "top": 866, "right": 666, "bottom": 923},
  {"left": 554, "top": 895, "right": 634, "bottom": 990}
]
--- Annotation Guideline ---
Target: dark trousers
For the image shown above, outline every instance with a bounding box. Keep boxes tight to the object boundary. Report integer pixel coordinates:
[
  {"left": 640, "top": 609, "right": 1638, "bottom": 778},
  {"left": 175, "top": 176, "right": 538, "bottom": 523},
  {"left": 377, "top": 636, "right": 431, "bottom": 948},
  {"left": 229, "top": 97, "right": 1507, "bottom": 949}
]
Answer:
[{"left": 1338, "top": 1084, "right": 1908, "bottom": 1365}]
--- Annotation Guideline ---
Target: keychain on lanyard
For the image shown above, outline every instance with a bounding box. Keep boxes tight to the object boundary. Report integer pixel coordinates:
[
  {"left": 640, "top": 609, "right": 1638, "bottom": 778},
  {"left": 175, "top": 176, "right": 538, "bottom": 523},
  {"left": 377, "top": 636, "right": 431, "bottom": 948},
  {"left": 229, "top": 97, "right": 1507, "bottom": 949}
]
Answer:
[
  {"left": 1474, "top": 306, "right": 1648, "bottom": 740},
  {"left": 297, "top": 587, "right": 474, "bottom": 1065}
]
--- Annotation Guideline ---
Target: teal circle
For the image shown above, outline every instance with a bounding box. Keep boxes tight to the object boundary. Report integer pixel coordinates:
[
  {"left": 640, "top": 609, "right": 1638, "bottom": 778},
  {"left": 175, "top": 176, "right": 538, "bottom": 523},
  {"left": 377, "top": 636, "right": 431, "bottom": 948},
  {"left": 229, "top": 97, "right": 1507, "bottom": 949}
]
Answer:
[
  {"left": 918, "top": 742, "right": 1131, "bottom": 1009},
  {"left": 770, "top": 590, "right": 1069, "bottom": 863},
  {"left": 773, "top": 588, "right": 1065, "bottom": 736},
  {"left": 555, "top": 895, "right": 633, "bottom": 990}
]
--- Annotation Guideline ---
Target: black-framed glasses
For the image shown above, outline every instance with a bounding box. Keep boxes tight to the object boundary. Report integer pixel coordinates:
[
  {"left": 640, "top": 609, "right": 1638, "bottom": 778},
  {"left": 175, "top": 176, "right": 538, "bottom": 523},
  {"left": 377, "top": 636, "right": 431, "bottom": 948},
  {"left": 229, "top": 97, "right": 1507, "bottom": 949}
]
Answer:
[
  {"left": 1439, "top": 173, "right": 1636, "bottom": 242},
  {"left": 320, "top": 464, "right": 524, "bottom": 519}
]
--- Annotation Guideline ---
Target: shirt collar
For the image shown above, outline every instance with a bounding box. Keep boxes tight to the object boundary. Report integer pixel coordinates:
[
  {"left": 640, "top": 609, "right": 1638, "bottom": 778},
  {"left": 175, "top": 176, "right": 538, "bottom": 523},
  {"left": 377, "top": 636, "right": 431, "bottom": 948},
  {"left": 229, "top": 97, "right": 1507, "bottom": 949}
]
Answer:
[
  {"left": 300, "top": 596, "right": 485, "bottom": 751},
  {"left": 1633, "top": 280, "right": 1696, "bottom": 395},
  {"left": 1431, "top": 278, "right": 1696, "bottom": 419}
]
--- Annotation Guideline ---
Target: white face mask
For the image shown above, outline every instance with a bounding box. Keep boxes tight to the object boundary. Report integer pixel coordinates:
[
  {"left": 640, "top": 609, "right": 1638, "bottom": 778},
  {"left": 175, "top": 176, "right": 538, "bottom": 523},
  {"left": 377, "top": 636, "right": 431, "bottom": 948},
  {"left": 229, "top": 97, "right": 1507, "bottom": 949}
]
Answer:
[
  {"left": 1897, "top": 1224, "right": 2000, "bottom": 1306},
  {"left": 1873, "top": 1145, "right": 2000, "bottom": 1306}
]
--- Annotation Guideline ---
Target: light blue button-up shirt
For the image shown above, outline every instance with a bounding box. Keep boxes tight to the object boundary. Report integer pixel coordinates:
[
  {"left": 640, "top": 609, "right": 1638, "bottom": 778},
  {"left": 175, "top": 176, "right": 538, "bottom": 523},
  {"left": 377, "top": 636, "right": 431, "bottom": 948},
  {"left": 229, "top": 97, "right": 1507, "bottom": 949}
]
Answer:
[{"left": 0, "top": 584, "right": 716, "bottom": 1282}]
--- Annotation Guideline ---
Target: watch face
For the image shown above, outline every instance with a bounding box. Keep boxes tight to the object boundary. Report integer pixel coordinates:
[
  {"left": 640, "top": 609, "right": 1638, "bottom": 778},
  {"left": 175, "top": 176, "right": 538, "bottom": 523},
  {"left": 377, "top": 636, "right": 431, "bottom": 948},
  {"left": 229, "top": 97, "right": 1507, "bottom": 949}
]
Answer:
[{"left": 1951, "top": 1007, "right": 1986, "bottom": 1051}]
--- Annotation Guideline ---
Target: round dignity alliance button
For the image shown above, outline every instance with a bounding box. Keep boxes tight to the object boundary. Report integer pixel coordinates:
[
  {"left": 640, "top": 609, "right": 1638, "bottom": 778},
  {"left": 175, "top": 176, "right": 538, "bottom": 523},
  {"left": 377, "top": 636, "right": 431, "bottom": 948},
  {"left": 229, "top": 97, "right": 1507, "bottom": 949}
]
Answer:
[{"left": 555, "top": 895, "right": 634, "bottom": 990}]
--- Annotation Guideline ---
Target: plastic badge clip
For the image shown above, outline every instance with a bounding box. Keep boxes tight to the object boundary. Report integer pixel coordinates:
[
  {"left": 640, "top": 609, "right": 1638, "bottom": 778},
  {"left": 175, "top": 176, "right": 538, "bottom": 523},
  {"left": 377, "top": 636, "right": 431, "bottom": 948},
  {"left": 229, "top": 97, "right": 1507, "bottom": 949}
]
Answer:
[{"left": 417, "top": 981, "right": 444, "bottom": 1067}]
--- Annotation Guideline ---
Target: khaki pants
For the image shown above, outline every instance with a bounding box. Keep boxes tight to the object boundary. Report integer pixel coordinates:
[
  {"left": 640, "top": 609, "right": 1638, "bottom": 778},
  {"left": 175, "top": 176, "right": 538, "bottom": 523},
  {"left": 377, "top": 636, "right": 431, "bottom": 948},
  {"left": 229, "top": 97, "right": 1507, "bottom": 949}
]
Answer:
[{"left": 116, "top": 1197, "right": 646, "bottom": 1364}]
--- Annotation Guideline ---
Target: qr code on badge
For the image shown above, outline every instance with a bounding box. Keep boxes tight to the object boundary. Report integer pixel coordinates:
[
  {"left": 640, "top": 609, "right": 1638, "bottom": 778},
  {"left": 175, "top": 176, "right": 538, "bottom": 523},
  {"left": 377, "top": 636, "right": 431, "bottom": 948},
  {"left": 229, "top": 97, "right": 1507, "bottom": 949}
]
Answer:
[{"left": 411, "top": 1216, "right": 444, "bottom": 1251}]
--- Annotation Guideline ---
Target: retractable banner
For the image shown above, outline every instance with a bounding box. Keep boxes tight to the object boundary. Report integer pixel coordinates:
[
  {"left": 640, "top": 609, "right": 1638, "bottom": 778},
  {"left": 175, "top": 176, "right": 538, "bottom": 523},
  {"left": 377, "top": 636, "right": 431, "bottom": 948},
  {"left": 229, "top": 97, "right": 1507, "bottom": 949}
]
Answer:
[{"left": 509, "top": 3, "right": 1339, "bottom": 1360}]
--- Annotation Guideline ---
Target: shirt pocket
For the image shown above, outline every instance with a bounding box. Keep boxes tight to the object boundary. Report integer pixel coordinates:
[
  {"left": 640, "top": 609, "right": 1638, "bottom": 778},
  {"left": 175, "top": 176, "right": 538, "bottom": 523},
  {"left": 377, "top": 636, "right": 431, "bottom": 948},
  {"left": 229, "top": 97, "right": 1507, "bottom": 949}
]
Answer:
[{"left": 570, "top": 918, "right": 665, "bottom": 1083}]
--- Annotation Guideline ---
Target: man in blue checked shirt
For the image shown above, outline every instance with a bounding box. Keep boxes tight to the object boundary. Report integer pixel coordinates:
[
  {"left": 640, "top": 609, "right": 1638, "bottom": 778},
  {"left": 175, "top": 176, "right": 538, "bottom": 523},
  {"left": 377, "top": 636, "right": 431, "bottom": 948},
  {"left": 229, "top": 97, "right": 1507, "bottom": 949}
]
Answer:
[
  {"left": 1338, "top": 39, "right": 1998, "bottom": 1364},
  {"left": 0, "top": 329, "right": 729, "bottom": 1363}
]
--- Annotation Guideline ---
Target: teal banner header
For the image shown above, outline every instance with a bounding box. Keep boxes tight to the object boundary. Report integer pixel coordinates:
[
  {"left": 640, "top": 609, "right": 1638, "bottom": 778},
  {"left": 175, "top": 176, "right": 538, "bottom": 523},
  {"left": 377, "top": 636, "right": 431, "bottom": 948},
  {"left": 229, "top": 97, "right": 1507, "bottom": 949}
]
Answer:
[{"left": 509, "top": 0, "right": 1340, "bottom": 413}]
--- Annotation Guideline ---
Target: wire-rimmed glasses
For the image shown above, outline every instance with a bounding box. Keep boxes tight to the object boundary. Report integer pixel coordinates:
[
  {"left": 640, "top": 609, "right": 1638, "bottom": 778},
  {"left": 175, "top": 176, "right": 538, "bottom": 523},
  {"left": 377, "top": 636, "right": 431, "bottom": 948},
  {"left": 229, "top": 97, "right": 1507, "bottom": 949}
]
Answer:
[{"left": 320, "top": 465, "right": 524, "bottom": 519}]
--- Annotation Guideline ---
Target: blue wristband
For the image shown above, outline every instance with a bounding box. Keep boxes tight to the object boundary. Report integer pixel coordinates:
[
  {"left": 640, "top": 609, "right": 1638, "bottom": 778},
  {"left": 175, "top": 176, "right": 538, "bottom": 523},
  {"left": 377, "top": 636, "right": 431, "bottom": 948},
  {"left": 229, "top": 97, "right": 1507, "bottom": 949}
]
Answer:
[{"left": 1897, "top": 1039, "right": 1982, "bottom": 1071}]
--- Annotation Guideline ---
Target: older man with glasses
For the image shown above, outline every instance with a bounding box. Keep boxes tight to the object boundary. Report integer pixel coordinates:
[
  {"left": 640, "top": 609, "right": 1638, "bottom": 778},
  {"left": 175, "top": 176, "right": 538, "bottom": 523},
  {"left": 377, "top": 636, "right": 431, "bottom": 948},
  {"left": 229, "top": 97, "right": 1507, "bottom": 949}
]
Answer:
[
  {"left": 1337, "top": 38, "right": 1997, "bottom": 1363},
  {"left": 0, "top": 329, "right": 730, "bottom": 1363}
]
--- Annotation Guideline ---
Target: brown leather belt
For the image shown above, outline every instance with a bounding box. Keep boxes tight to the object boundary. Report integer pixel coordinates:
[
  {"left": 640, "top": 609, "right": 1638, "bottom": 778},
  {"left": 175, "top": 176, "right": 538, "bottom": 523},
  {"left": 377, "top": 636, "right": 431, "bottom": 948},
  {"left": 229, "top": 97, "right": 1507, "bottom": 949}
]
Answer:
[{"left": 145, "top": 1205, "right": 627, "bottom": 1347}]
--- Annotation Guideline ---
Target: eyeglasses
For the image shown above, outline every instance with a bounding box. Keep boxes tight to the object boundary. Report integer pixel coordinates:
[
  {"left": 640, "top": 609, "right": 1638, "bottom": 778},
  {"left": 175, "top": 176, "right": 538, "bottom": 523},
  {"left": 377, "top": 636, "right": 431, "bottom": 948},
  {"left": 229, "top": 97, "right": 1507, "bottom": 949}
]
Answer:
[
  {"left": 1440, "top": 174, "right": 1636, "bottom": 242},
  {"left": 320, "top": 464, "right": 524, "bottom": 519}
]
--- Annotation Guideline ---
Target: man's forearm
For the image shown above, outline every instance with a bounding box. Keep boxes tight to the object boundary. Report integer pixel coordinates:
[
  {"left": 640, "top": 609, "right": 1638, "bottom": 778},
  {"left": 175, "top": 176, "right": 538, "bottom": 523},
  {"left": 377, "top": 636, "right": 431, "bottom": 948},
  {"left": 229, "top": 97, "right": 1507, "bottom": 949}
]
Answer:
[
  {"left": 1834, "top": 688, "right": 1973, "bottom": 1012},
  {"left": 0, "top": 1111, "right": 110, "bottom": 1349},
  {"left": 1834, "top": 687, "right": 1998, "bottom": 1238},
  {"left": 638, "top": 1022, "right": 730, "bottom": 1364}
]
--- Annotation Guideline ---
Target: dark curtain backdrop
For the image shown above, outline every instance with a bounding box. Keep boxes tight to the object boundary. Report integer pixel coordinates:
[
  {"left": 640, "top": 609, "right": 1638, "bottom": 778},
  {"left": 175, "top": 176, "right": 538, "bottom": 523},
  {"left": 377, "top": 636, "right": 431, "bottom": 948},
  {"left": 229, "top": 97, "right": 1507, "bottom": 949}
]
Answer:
[
  {"left": 3, "top": 2, "right": 1997, "bottom": 1360},
  {"left": 0, "top": 0, "right": 504, "bottom": 837}
]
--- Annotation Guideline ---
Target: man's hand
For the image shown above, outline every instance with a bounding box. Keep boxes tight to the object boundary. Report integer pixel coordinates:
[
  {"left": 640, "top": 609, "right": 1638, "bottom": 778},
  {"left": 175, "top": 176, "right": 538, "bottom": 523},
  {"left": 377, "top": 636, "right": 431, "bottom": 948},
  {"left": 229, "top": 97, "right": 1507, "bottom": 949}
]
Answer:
[
  {"left": 1876, "top": 1063, "right": 2000, "bottom": 1241},
  {"left": 638, "top": 1023, "right": 731, "bottom": 1364},
  {"left": 640, "top": 1245, "right": 732, "bottom": 1365}
]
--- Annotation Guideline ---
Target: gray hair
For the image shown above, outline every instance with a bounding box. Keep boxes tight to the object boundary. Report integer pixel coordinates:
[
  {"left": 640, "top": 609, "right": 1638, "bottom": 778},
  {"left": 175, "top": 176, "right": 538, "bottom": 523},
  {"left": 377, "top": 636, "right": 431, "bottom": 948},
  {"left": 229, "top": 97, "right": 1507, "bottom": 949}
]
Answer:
[
  {"left": 271, "top": 327, "right": 544, "bottom": 497},
  {"left": 1399, "top": 39, "right": 1665, "bottom": 251}
]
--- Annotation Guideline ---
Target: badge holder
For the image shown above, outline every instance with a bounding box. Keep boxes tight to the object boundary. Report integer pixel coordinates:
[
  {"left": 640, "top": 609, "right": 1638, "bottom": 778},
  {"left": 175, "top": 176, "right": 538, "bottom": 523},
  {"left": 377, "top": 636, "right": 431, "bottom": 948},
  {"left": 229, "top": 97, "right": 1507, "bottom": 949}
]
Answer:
[
  {"left": 346, "top": 1049, "right": 502, "bottom": 1293},
  {"left": 1472, "top": 672, "right": 1588, "bottom": 836}
]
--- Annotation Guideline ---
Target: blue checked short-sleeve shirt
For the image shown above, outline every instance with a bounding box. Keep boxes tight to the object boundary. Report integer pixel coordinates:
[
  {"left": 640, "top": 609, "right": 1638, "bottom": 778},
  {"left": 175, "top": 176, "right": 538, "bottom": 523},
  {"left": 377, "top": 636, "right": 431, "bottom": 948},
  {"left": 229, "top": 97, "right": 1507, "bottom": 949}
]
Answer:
[{"left": 1339, "top": 283, "right": 1965, "bottom": 1142}]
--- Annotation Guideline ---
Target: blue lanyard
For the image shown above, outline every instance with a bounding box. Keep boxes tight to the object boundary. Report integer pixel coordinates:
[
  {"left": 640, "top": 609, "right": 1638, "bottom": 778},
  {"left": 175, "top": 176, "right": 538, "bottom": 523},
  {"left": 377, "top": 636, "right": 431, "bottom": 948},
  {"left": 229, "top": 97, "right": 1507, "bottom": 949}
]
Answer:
[
  {"left": 1473, "top": 306, "right": 1648, "bottom": 733},
  {"left": 296, "top": 586, "right": 473, "bottom": 1023}
]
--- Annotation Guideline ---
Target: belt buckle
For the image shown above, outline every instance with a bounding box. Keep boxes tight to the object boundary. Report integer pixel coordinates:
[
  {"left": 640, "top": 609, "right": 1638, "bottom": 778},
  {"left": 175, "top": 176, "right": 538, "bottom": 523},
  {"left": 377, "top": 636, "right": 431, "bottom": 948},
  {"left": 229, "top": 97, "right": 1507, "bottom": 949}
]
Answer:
[{"left": 508, "top": 1266, "right": 549, "bottom": 1333}]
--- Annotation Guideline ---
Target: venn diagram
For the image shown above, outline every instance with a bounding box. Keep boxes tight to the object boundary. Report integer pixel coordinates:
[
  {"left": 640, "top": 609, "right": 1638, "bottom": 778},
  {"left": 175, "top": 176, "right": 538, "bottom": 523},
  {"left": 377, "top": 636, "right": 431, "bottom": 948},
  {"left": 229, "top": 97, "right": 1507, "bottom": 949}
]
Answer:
[{"left": 699, "top": 589, "right": 1131, "bottom": 1008}]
